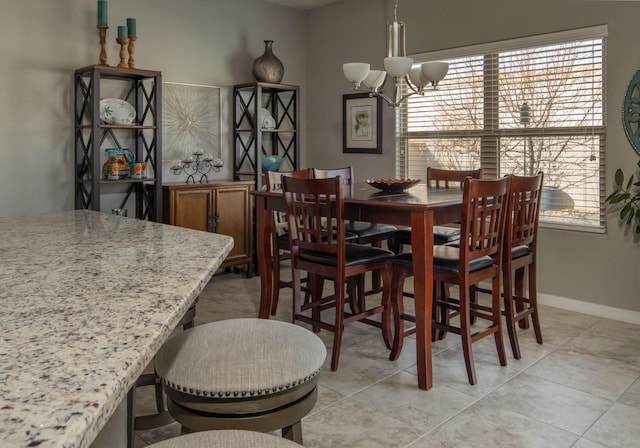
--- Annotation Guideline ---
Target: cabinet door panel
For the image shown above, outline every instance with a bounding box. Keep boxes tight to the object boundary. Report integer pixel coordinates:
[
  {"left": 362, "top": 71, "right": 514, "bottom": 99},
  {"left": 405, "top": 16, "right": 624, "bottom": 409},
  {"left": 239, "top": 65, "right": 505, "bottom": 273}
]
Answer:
[
  {"left": 213, "top": 186, "right": 250, "bottom": 260},
  {"left": 172, "top": 189, "right": 211, "bottom": 231}
]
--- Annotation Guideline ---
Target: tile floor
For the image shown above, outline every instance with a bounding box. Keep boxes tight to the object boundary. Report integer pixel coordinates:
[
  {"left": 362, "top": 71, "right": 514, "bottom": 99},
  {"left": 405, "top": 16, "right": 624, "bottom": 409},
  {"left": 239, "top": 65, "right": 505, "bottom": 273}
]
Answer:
[{"left": 134, "top": 268, "right": 640, "bottom": 447}]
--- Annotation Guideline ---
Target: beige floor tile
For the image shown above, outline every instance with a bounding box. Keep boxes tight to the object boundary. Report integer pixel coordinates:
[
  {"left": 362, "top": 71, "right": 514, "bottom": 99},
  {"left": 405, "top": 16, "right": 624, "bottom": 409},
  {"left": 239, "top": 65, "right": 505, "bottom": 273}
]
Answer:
[
  {"left": 619, "top": 377, "right": 640, "bottom": 409},
  {"left": 584, "top": 402, "right": 640, "bottom": 447},
  {"left": 407, "top": 399, "right": 578, "bottom": 448},
  {"left": 481, "top": 373, "right": 612, "bottom": 434},
  {"left": 526, "top": 349, "right": 640, "bottom": 400}
]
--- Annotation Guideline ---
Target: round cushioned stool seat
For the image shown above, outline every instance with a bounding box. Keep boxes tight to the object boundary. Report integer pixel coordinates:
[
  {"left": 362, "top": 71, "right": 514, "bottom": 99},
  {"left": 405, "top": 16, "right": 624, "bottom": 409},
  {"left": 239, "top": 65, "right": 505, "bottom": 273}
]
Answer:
[
  {"left": 147, "top": 429, "right": 302, "bottom": 447},
  {"left": 155, "top": 318, "right": 326, "bottom": 443}
]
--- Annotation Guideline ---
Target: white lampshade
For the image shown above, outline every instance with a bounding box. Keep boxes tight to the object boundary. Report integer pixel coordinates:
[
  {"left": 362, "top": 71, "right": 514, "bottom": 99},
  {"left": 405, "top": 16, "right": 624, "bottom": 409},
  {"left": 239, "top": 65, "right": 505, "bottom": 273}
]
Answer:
[
  {"left": 363, "top": 70, "right": 387, "bottom": 90},
  {"left": 421, "top": 61, "right": 449, "bottom": 84},
  {"left": 408, "top": 67, "right": 426, "bottom": 88},
  {"left": 343, "top": 63, "right": 370, "bottom": 84},
  {"left": 384, "top": 57, "right": 413, "bottom": 78}
]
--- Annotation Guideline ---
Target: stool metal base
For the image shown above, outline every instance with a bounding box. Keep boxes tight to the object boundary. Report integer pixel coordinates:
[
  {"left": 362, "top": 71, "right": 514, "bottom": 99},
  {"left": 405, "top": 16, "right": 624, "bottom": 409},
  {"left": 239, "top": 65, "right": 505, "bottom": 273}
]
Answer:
[{"left": 164, "top": 379, "right": 318, "bottom": 444}]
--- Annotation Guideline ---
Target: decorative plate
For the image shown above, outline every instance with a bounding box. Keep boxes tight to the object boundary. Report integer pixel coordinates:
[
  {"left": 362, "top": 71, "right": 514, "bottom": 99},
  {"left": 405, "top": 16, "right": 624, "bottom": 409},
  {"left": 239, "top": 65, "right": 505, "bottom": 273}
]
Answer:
[
  {"left": 100, "top": 98, "right": 136, "bottom": 124},
  {"left": 623, "top": 69, "right": 640, "bottom": 156},
  {"left": 366, "top": 178, "right": 421, "bottom": 193}
]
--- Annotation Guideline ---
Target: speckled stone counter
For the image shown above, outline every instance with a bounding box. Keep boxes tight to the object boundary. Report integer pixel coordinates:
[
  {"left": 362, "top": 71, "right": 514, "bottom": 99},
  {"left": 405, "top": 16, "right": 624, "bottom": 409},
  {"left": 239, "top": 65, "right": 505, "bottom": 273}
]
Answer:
[{"left": 0, "top": 210, "right": 234, "bottom": 447}]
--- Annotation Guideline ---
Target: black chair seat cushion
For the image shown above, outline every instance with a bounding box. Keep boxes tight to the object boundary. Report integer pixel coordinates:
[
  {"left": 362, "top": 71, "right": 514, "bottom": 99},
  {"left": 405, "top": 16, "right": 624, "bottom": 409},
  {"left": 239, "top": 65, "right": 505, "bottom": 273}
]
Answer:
[
  {"left": 300, "top": 243, "right": 394, "bottom": 267},
  {"left": 393, "top": 225, "right": 461, "bottom": 246},
  {"left": 512, "top": 244, "right": 530, "bottom": 260},
  {"left": 277, "top": 231, "right": 357, "bottom": 251},
  {"left": 391, "top": 247, "right": 493, "bottom": 274},
  {"left": 344, "top": 221, "right": 397, "bottom": 238}
]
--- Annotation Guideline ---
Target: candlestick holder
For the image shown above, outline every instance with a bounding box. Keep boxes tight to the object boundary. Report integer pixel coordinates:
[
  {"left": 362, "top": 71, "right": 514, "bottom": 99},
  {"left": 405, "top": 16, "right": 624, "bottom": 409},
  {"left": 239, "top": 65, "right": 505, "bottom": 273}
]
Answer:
[
  {"left": 127, "top": 35, "right": 137, "bottom": 68},
  {"left": 170, "top": 152, "right": 223, "bottom": 184},
  {"left": 97, "top": 25, "right": 109, "bottom": 66},
  {"left": 116, "top": 37, "right": 130, "bottom": 68}
]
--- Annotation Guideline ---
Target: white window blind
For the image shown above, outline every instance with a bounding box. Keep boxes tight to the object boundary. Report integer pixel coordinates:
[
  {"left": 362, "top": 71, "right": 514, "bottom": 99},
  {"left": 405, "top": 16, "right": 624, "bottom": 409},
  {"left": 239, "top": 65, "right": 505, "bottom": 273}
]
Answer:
[{"left": 398, "top": 26, "right": 607, "bottom": 231}]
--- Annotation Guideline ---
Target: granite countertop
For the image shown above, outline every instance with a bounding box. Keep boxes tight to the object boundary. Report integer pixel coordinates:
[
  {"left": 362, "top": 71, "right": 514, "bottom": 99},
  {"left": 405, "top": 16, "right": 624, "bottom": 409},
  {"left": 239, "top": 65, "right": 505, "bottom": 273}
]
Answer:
[{"left": 0, "top": 210, "right": 234, "bottom": 447}]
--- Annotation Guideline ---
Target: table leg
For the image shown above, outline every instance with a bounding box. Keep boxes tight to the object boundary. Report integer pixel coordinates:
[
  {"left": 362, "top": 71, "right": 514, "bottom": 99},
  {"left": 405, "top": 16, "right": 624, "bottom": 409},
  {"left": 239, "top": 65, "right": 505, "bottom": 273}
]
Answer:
[
  {"left": 256, "top": 195, "right": 275, "bottom": 319},
  {"left": 410, "top": 210, "right": 434, "bottom": 390}
]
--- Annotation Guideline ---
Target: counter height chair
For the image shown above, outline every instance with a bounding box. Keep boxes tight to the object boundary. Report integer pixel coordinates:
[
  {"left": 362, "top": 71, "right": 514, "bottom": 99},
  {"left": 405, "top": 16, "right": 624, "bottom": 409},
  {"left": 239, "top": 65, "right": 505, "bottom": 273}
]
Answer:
[
  {"left": 313, "top": 167, "right": 397, "bottom": 296},
  {"left": 391, "top": 167, "right": 482, "bottom": 254},
  {"left": 385, "top": 176, "right": 511, "bottom": 385},
  {"left": 265, "top": 169, "right": 314, "bottom": 316},
  {"left": 282, "top": 175, "right": 395, "bottom": 371},
  {"left": 477, "top": 172, "right": 544, "bottom": 359},
  {"left": 154, "top": 318, "right": 326, "bottom": 444}
]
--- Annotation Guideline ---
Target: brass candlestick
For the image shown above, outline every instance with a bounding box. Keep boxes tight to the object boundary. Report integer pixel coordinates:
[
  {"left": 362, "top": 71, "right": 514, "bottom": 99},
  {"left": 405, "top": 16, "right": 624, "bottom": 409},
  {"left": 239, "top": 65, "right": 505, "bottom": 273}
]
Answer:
[
  {"left": 127, "top": 35, "right": 137, "bottom": 69},
  {"left": 116, "top": 37, "right": 129, "bottom": 68},
  {"left": 97, "top": 25, "right": 109, "bottom": 66}
]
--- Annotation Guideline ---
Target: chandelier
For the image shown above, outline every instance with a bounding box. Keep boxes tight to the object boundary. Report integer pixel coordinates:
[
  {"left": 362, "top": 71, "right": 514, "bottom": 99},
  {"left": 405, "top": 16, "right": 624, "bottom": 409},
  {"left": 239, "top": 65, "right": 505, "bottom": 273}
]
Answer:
[{"left": 342, "top": 0, "right": 449, "bottom": 107}]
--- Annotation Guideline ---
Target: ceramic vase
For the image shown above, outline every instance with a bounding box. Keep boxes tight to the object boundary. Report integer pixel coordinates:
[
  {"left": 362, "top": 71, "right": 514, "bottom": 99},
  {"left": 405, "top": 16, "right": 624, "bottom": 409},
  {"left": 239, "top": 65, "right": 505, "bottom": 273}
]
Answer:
[{"left": 253, "top": 40, "right": 284, "bottom": 84}]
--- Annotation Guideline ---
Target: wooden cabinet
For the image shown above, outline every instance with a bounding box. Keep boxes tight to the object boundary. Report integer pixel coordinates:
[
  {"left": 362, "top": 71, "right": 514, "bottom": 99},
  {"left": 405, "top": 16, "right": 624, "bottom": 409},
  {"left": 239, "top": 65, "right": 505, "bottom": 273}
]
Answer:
[{"left": 162, "top": 181, "right": 254, "bottom": 277}]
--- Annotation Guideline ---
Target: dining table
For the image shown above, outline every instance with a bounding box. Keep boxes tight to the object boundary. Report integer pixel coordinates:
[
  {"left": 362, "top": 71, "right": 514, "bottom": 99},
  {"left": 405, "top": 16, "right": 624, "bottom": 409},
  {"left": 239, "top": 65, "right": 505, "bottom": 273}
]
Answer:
[
  {"left": 253, "top": 181, "right": 463, "bottom": 390},
  {"left": 0, "top": 210, "right": 234, "bottom": 447}
]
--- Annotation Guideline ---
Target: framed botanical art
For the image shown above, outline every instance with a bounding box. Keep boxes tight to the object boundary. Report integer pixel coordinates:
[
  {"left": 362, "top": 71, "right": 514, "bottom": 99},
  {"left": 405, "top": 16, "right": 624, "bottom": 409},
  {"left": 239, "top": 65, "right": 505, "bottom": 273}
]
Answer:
[{"left": 342, "top": 93, "right": 382, "bottom": 154}]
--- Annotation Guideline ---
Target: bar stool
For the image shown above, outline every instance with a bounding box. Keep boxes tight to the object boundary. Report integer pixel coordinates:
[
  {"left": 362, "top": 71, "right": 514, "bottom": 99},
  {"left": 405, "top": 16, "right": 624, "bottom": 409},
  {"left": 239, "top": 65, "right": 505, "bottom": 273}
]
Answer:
[
  {"left": 154, "top": 318, "right": 326, "bottom": 444},
  {"left": 147, "top": 429, "right": 302, "bottom": 447}
]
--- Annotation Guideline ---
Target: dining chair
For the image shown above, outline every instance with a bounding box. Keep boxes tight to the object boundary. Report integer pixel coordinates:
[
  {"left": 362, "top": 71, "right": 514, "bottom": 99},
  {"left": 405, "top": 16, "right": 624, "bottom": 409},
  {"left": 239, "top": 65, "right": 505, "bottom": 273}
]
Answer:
[
  {"left": 385, "top": 176, "right": 511, "bottom": 385},
  {"left": 390, "top": 167, "right": 482, "bottom": 253},
  {"left": 477, "top": 172, "right": 544, "bottom": 359},
  {"left": 265, "top": 169, "right": 314, "bottom": 316},
  {"left": 313, "top": 167, "right": 397, "bottom": 295},
  {"left": 281, "top": 175, "right": 395, "bottom": 371}
]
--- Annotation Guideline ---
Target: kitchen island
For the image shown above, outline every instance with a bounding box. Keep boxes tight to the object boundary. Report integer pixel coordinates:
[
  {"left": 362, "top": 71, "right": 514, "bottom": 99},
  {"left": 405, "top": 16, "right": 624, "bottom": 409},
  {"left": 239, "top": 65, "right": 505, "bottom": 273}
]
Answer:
[{"left": 0, "top": 210, "right": 234, "bottom": 447}]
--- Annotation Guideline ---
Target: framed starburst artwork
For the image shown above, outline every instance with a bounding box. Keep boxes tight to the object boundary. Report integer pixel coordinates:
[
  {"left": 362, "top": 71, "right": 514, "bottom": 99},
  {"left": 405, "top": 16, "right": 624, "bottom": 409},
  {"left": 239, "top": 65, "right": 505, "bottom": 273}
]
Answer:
[{"left": 162, "top": 82, "right": 221, "bottom": 161}]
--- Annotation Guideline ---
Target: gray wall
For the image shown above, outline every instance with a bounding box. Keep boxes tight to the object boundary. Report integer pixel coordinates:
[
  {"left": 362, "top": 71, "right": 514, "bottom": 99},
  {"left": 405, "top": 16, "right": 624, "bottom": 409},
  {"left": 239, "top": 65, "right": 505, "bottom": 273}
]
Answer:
[
  {"left": 0, "top": 0, "right": 307, "bottom": 215},
  {"left": 306, "top": 0, "right": 640, "bottom": 316}
]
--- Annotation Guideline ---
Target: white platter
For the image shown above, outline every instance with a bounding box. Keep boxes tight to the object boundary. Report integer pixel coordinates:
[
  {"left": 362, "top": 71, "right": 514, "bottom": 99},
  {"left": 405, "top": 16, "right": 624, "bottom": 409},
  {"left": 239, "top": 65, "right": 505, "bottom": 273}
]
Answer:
[{"left": 100, "top": 98, "right": 136, "bottom": 124}]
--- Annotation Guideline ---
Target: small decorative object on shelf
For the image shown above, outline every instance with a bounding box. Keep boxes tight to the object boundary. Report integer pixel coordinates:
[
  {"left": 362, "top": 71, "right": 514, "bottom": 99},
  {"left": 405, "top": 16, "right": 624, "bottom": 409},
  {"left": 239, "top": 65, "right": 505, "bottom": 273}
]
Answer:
[
  {"left": 252, "top": 40, "right": 284, "bottom": 84},
  {"left": 171, "top": 151, "right": 223, "bottom": 184},
  {"left": 126, "top": 17, "right": 137, "bottom": 68},
  {"left": 96, "top": 0, "right": 109, "bottom": 65},
  {"left": 116, "top": 25, "right": 129, "bottom": 68}
]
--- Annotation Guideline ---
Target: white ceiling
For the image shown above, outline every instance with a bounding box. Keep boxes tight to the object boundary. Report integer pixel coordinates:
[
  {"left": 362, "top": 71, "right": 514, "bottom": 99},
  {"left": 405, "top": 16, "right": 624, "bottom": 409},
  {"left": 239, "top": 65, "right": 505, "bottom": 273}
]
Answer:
[{"left": 262, "top": 0, "right": 342, "bottom": 9}]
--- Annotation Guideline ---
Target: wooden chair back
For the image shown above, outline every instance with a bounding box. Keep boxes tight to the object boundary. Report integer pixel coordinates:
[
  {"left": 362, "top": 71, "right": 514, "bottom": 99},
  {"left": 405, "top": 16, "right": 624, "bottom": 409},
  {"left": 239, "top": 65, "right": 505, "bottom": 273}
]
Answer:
[
  {"left": 265, "top": 169, "right": 313, "bottom": 235},
  {"left": 459, "top": 176, "right": 511, "bottom": 266},
  {"left": 506, "top": 171, "right": 543, "bottom": 254},
  {"left": 282, "top": 176, "right": 345, "bottom": 259},
  {"left": 427, "top": 167, "right": 482, "bottom": 189},
  {"left": 313, "top": 166, "right": 354, "bottom": 185}
]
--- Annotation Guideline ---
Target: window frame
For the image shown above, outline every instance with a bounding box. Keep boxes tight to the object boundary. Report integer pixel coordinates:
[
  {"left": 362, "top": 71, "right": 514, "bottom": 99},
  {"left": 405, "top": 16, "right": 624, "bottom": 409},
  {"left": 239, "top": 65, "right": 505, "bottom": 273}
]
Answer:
[{"left": 397, "top": 25, "right": 608, "bottom": 233}]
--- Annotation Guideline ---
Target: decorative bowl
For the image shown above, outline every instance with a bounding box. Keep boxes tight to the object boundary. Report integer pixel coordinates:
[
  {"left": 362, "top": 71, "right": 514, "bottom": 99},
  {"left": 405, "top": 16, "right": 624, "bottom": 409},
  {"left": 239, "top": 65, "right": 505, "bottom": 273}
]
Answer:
[
  {"left": 100, "top": 98, "right": 136, "bottom": 124},
  {"left": 262, "top": 155, "right": 284, "bottom": 172},
  {"left": 366, "top": 178, "right": 421, "bottom": 193}
]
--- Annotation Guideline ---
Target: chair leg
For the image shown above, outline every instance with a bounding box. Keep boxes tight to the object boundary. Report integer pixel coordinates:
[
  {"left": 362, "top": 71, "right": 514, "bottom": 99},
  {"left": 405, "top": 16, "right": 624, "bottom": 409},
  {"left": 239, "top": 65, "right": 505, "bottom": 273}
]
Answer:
[
  {"left": 492, "top": 275, "right": 507, "bottom": 368},
  {"left": 330, "top": 283, "right": 346, "bottom": 371},
  {"left": 291, "top": 266, "right": 302, "bottom": 322},
  {"left": 388, "top": 265, "right": 410, "bottom": 361},
  {"left": 282, "top": 420, "right": 303, "bottom": 444},
  {"left": 458, "top": 285, "right": 477, "bottom": 385},
  {"left": 380, "top": 264, "right": 392, "bottom": 350},
  {"left": 270, "top": 254, "right": 282, "bottom": 316},
  {"left": 528, "top": 263, "right": 543, "bottom": 344},
  {"left": 437, "top": 281, "right": 449, "bottom": 341},
  {"left": 503, "top": 266, "right": 522, "bottom": 359},
  {"left": 514, "top": 267, "right": 530, "bottom": 330}
]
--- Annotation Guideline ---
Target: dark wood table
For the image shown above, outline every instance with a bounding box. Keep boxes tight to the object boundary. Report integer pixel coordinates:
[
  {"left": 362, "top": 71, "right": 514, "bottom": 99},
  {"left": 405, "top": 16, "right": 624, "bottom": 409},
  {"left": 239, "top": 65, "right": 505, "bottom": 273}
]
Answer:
[{"left": 253, "top": 182, "right": 462, "bottom": 390}]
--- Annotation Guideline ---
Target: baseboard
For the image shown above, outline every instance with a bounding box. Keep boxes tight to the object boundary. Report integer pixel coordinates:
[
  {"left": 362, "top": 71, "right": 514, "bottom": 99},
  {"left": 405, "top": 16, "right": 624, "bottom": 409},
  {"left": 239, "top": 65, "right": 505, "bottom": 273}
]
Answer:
[{"left": 538, "top": 292, "right": 640, "bottom": 326}]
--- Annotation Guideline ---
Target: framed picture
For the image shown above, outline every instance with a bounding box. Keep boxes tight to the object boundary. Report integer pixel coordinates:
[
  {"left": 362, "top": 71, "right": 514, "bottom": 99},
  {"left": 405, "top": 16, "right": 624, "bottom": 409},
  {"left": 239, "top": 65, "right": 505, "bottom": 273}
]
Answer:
[
  {"left": 162, "top": 82, "right": 221, "bottom": 161},
  {"left": 343, "top": 93, "right": 382, "bottom": 154}
]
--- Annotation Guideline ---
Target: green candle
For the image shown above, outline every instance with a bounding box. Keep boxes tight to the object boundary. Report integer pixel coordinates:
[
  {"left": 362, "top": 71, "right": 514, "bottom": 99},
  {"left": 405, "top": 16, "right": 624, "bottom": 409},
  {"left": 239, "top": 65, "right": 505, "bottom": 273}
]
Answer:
[
  {"left": 126, "top": 18, "right": 136, "bottom": 36},
  {"left": 97, "top": 0, "right": 107, "bottom": 26},
  {"left": 118, "top": 25, "right": 128, "bottom": 38}
]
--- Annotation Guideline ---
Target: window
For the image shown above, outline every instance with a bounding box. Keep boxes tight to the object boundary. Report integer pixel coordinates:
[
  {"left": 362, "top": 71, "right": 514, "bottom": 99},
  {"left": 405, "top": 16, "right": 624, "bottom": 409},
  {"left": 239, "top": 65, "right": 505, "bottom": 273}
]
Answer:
[{"left": 398, "top": 26, "right": 607, "bottom": 231}]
